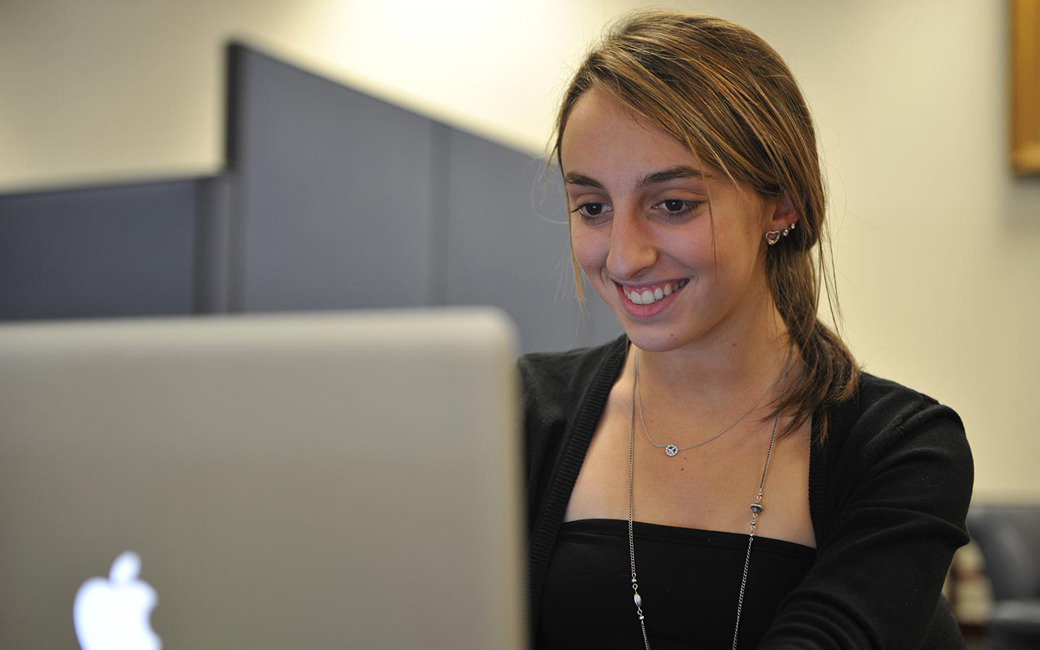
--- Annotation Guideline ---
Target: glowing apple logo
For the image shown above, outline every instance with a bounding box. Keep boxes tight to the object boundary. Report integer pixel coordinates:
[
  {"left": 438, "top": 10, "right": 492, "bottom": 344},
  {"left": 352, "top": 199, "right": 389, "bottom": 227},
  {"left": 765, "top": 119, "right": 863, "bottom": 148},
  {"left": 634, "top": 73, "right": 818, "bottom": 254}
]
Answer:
[{"left": 74, "top": 551, "right": 161, "bottom": 650}]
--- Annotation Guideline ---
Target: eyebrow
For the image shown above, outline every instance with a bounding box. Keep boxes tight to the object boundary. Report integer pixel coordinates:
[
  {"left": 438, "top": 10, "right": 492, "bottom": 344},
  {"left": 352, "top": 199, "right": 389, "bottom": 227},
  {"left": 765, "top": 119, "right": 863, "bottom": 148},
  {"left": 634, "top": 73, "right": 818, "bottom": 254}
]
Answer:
[{"left": 564, "top": 166, "right": 710, "bottom": 191}]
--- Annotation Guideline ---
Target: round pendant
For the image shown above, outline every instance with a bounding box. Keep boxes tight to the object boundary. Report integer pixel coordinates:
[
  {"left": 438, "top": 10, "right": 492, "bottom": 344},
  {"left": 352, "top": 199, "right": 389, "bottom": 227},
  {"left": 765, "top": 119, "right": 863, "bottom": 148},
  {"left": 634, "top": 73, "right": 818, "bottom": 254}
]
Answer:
[{"left": 664, "top": 444, "right": 679, "bottom": 457}]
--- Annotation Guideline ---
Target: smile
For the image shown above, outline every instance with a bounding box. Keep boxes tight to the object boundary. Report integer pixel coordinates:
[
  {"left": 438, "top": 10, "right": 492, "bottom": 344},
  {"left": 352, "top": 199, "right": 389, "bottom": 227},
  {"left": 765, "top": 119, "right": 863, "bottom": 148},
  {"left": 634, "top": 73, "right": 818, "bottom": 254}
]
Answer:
[{"left": 620, "top": 279, "right": 689, "bottom": 305}]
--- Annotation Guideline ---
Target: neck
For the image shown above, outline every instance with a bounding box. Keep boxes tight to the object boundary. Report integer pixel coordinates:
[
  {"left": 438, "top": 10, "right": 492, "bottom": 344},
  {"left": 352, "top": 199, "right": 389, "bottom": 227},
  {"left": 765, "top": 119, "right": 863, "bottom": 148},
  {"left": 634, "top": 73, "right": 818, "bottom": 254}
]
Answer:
[{"left": 630, "top": 303, "right": 795, "bottom": 418}]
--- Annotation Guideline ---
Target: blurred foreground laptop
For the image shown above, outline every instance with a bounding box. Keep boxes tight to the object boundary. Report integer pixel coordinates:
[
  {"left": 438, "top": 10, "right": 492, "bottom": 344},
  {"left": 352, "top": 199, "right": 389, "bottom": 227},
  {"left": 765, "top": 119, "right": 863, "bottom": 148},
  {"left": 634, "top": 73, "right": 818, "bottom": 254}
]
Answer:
[{"left": 0, "top": 309, "right": 526, "bottom": 650}]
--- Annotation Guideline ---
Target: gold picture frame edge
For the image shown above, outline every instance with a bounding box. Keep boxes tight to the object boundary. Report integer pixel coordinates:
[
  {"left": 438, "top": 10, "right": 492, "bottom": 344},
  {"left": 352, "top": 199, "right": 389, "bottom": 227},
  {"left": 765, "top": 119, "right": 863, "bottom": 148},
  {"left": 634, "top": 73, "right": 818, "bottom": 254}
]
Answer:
[
  {"left": 1012, "top": 0, "right": 1040, "bottom": 174},
  {"left": 1013, "top": 144, "right": 1040, "bottom": 172}
]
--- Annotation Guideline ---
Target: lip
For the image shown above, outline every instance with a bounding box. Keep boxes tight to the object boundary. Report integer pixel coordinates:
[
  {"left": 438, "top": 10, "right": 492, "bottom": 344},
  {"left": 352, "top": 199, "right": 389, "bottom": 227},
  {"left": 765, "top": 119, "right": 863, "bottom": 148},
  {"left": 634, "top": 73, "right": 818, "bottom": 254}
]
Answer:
[{"left": 613, "top": 279, "right": 688, "bottom": 319}]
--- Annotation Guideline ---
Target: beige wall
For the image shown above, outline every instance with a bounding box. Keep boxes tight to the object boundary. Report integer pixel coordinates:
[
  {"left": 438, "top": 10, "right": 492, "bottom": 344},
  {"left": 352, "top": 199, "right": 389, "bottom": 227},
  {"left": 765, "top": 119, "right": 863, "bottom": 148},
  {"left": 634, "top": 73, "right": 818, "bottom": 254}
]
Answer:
[{"left": 2, "top": 0, "right": 1037, "bottom": 500}]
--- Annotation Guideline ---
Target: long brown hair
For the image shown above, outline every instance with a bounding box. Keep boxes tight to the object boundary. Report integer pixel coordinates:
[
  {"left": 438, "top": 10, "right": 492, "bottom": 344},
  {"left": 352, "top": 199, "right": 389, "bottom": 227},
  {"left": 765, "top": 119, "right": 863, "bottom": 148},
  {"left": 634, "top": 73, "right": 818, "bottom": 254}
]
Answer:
[{"left": 550, "top": 10, "right": 859, "bottom": 441}]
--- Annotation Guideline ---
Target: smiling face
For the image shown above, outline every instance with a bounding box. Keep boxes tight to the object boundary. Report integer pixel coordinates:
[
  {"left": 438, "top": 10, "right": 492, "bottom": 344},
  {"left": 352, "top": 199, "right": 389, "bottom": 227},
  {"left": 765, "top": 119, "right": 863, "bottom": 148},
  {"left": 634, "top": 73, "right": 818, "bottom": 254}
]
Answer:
[{"left": 561, "top": 89, "right": 792, "bottom": 354}]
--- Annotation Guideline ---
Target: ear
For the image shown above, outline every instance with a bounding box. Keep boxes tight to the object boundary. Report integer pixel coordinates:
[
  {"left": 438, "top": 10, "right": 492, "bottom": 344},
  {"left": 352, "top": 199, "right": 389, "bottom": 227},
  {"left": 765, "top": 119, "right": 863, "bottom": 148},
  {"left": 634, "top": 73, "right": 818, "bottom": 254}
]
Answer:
[{"left": 764, "top": 193, "right": 799, "bottom": 233}]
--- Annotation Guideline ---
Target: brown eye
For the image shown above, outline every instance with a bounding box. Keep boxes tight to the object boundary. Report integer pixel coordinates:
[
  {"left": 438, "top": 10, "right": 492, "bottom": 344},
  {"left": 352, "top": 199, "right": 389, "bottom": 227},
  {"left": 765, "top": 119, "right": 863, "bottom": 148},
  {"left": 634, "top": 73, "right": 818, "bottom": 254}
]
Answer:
[
  {"left": 570, "top": 200, "right": 614, "bottom": 224},
  {"left": 581, "top": 203, "right": 606, "bottom": 216},
  {"left": 651, "top": 199, "right": 699, "bottom": 219}
]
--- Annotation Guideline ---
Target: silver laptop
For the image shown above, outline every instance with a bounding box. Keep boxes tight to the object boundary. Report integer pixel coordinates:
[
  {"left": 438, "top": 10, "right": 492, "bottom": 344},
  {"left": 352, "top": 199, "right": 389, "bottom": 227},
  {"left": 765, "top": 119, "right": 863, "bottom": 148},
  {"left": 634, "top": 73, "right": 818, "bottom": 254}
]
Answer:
[{"left": 0, "top": 309, "right": 526, "bottom": 650}]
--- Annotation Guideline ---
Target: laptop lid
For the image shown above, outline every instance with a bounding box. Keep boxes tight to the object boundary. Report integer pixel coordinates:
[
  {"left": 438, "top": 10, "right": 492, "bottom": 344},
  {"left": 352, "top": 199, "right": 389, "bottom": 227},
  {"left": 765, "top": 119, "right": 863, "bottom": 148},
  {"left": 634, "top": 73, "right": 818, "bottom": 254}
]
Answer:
[{"left": 0, "top": 309, "right": 525, "bottom": 649}]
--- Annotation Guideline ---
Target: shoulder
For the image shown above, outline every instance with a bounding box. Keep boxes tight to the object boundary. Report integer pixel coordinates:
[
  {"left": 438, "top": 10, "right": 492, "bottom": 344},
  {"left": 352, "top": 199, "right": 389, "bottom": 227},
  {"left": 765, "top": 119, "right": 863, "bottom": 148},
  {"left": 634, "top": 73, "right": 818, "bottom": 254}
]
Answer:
[
  {"left": 516, "top": 335, "right": 627, "bottom": 491},
  {"left": 518, "top": 335, "right": 627, "bottom": 389},
  {"left": 813, "top": 372, "right": 974, "bottom": 538},
  {"left": 824, "top": 372, "right": 970, "bottom": 459},
  {"left": 517, "top": 334, "right": 627, "bottom": 421}
]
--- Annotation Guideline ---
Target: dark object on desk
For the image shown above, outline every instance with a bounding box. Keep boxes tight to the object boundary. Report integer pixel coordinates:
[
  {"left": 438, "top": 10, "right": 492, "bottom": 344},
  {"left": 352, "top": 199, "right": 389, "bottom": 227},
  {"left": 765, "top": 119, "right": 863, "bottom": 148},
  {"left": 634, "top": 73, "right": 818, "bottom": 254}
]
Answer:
[{"left": 967, "top": 505, "right": 1040, "bottom": 650}]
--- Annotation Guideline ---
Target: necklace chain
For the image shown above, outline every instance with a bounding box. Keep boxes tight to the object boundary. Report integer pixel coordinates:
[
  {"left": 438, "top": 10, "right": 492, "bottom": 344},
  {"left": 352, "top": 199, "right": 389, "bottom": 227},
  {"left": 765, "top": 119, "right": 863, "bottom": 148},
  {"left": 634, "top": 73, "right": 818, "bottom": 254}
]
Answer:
[
  {"left": 627, "top": 345, "right": 794, "bottom": 650},
  {"left": 637, "top": 367, "right": 784, "bottom": 457}
]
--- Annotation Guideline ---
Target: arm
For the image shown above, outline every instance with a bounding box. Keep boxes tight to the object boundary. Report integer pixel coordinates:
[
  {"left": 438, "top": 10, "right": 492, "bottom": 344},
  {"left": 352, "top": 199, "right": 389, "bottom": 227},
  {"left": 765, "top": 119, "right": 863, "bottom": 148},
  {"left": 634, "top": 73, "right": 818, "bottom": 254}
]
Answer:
[{"left": 759, "top": 386, "right": 974, "bottom": 649}]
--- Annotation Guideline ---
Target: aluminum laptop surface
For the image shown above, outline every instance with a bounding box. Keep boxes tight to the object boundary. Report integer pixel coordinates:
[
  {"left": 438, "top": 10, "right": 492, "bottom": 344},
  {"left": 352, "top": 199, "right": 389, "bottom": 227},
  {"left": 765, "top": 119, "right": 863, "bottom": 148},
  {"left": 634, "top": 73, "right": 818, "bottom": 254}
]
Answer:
[{"left": 0, "top": 309, "right": 525, "bottom": 649}]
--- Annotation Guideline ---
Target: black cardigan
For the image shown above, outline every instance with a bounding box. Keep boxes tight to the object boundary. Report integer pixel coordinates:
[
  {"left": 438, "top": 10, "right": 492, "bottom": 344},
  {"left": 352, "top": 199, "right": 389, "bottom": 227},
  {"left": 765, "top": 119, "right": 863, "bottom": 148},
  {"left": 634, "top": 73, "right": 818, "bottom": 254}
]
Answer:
[{"left": 519, "top": 335, "right": 973, "bottom": 649}]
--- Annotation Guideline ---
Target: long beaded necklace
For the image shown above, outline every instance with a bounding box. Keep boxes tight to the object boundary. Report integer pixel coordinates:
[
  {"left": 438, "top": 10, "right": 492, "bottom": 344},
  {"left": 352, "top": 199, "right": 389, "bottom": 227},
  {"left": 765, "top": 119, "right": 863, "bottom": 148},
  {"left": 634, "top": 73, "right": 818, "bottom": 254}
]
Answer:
[{"left": 627, "top": 346, "right": 794, "bottom": 650}]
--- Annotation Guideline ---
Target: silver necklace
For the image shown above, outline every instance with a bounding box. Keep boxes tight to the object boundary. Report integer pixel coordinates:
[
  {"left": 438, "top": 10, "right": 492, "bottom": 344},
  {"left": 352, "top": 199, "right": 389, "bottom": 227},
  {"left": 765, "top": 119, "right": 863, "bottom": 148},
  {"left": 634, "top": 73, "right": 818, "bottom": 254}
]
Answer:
[
  {"left": 627, "top": 346, "right": 794, "bottom": 650},
  {"left": 637, "top": 367, "right": 784, "bottom": 457}
]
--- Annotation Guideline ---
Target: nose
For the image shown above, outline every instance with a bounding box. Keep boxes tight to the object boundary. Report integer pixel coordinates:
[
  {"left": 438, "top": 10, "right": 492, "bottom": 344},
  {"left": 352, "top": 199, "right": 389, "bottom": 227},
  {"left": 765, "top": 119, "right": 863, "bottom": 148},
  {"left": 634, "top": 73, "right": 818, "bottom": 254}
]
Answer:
[{"left": 606, "top": 208, "right": 658, "bottom": 282}]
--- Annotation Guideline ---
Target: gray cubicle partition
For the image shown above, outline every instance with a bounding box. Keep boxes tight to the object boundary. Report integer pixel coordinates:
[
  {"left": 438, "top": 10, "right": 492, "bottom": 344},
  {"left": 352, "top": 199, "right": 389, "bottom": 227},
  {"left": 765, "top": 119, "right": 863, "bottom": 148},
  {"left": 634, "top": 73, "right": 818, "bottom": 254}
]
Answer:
[
  {"left": 442, "top": 127, "right": 619, "bottom": 352},
  {"left": 226, "top": 44, "right": 436, "bottom": 313},
  {"left": 0, "top": 180, "right": 199, "bottom": 320},
  {"left": 227, "top": 43, "right": 617, "bottom": 351},
  {"left": 0, "top": 43, "right": 617, "bottom": 353}
]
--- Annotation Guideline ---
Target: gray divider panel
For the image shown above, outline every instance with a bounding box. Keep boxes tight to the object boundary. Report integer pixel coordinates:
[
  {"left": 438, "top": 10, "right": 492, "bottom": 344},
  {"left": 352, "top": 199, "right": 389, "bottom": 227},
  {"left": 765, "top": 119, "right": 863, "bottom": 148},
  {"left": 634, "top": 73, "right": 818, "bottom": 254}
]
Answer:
[
  {"left": 228, "top": 43, "right": 619, "bottom": 352},
  {"left": 443, "top": 128, "right": 618, "bottom": 352},
  {"left": 228, "top": 44, "right": 434, "bottom": 312},
  {"left": 0, "top": 181, "right": 197, "bottom": 320}
]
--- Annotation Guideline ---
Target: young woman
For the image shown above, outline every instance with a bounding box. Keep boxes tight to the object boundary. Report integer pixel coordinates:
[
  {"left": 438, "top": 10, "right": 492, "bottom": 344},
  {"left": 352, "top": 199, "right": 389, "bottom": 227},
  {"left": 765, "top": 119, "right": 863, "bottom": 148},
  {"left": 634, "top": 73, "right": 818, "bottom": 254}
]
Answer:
[{"left": 519, "top": 11, "right": 973, "bottom": 649}]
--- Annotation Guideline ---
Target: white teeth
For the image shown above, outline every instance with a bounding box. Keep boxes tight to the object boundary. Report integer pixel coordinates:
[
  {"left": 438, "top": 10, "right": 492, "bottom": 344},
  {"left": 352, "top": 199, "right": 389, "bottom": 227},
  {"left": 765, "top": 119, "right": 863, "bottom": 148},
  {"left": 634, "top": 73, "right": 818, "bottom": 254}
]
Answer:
[{"left": 623, "top": 279, "right": 687, "bottom": 305}]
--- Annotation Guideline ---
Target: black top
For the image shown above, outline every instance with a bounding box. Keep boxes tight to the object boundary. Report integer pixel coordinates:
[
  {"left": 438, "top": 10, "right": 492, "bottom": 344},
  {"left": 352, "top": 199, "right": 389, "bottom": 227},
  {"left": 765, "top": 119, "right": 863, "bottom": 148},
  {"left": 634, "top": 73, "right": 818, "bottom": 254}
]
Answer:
[
  {"left": 519, "top": 335, "right": 974, "bottom": 649},
  {"left": 542, "top": 519, "right": 816, "bottom": 649}
]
